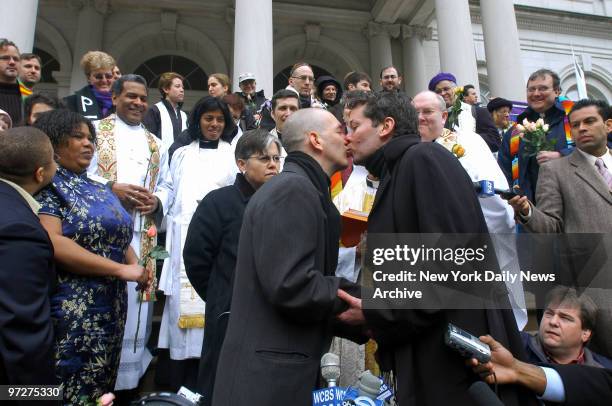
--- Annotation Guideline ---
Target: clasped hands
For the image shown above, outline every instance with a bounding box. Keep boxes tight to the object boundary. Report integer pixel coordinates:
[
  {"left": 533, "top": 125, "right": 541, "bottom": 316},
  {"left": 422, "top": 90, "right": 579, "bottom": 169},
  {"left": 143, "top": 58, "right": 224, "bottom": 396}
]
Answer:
[{"left": 112, "top": 183, "right": 159, "bottom": 215}]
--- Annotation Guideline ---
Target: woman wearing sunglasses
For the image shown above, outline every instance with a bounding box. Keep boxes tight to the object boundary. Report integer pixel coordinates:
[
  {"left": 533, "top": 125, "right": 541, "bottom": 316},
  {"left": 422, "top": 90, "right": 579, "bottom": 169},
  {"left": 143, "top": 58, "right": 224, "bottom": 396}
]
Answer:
[{"left": 64, "top": 51, "right": 117, "bottom": 120}]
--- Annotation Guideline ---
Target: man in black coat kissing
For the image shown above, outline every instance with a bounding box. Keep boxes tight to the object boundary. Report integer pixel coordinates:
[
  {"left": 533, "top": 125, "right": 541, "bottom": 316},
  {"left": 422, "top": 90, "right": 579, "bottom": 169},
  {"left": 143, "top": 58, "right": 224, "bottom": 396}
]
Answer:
[{"left": 339, "top": 92, "right": 538, "bottom": 406}]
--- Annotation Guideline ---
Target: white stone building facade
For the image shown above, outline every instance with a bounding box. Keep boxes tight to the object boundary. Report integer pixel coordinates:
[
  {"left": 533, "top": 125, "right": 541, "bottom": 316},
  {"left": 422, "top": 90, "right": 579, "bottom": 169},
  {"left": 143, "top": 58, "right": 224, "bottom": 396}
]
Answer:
[{"left": 2, "top": 0, "right": 611, "bottom": 109}]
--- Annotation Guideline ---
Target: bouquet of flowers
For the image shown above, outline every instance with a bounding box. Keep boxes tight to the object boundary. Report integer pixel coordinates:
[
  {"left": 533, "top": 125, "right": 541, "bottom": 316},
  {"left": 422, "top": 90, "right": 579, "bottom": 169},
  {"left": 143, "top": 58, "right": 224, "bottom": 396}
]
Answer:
[
  {"left": 446, "top": 86, "right": 465, "bottom": 130},
  {"left": 516, "top": 118, "right": 554, "bottom": 157}
]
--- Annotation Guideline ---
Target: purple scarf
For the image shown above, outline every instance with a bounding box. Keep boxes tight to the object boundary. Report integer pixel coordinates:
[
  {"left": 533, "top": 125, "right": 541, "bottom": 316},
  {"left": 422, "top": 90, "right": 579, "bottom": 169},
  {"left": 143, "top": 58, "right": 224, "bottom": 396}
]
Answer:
[{"left": 90, "top": 85, "right": 113, "bottom": 117}]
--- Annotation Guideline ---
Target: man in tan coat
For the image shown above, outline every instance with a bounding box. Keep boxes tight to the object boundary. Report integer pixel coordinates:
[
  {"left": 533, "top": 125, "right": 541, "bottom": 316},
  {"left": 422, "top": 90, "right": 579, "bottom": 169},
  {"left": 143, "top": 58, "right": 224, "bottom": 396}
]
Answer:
[{"left": 509, "top": 98, "right": 612, "bottom": 358}]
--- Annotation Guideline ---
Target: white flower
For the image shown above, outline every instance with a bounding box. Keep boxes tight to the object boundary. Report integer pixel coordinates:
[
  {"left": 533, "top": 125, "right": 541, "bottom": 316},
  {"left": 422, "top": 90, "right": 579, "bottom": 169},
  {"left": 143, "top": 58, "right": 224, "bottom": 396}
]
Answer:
[
  {"left": 528, "top": 122, "right": 537, "bottom": 132},
  {"left": 516, "top": 124, "right": 525, "bottom": 132},
  {"left": 536, "top": 118, "right": 545, "bottom": 128},
  {"left": 522, "top": 118, "right": 530, "bottom": 127},
  {"left": 543, "top": 124, "right": 550, "bottom": 132}
]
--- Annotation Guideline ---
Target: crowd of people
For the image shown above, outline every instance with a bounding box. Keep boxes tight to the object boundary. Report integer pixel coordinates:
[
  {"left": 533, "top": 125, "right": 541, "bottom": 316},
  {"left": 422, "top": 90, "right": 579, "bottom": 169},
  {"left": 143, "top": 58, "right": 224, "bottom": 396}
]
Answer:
[{"left": 1, "top": 34, "right": 612, "bottom": 406}]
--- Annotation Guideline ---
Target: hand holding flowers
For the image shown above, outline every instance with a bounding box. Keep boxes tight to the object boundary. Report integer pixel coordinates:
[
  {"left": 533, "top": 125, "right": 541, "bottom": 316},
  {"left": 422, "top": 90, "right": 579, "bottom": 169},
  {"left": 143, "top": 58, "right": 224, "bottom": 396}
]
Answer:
[{"left": 515, "top": 118, "right": 556, "bottom": 159}]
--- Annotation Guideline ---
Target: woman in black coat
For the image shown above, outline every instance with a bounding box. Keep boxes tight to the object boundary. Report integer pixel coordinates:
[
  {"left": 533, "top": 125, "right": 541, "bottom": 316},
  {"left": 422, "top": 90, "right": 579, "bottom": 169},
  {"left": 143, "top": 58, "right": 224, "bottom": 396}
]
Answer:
[
  {"left": 183, "top": 129, "right": 282, "bottom": 404},
  {"left": 63, "top": 51, "right": 116, "bottom": 120}
]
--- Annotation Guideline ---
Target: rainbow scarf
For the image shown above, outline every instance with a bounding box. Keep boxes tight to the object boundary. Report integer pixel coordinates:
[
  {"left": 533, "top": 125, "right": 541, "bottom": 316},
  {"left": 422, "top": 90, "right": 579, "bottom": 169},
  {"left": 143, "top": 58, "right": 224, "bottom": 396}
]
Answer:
[
  {"left": 18, "top": 80, "right": 32, "bottom": 101},
  {"left": 508, "top": 98, "right": 574, "bottom": 184}
]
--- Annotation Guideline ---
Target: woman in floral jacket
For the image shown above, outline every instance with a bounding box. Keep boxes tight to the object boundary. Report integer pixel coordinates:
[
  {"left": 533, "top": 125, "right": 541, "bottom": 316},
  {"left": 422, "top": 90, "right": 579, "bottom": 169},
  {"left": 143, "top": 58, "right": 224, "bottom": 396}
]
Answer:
[{"left": 34, "top": 110, "right": 149, "bottom": 404}]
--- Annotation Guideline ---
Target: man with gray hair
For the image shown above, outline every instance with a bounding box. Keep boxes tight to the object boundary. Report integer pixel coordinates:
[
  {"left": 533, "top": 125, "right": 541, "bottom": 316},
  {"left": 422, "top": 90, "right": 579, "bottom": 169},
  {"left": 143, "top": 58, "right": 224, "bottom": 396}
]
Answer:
[{"left": 213, "top": 108, "right": 363, "bottom": 406}]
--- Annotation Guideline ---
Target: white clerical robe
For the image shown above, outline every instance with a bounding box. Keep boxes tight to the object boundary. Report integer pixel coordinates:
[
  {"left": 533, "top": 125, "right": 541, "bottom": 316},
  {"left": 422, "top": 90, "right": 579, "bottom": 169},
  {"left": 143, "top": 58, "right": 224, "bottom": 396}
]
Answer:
[
  {"left": 88, "top": 116, "right": 173, "bottom": 390},
  {"left": 158, "top": 140, "right": 236, "bottom": 360},
  {"left": 436, "top": 129, "right": 527, "bottom": 330}
]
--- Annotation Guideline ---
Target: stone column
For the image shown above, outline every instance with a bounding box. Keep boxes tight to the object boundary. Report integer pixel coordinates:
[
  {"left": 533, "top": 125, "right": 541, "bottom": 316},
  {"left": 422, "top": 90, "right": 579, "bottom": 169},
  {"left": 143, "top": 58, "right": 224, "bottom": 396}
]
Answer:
[
  {"left": 401, "top": 25, "right": 432, "bottom": 97},
  {"left": 52, "top": 71, "right": 72, "bottom": 99},
  {"left": 68, "top": 0, "right": 109, "bottom": 92},
  {"left": 480, "top": 0, "right": 524, "bottom": 100},
  {"left": 233, "top": 0, "right": 273, "bottom": 98},
  {"left": 366, "top": 22, "right": 400, "bottom": 91},
  {"left": 434, "top": 0, "right": 479, "bottom": 91},
  {"left": 0, "top": 0, "right": 39, "bottom": 53}
]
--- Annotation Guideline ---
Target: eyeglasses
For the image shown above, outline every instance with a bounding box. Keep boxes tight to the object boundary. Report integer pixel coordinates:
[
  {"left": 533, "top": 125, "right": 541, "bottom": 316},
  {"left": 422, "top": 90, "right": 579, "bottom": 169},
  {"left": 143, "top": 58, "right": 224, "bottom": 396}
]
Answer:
[
  {"left": 249, "top": 155, "right": 282, "bottom": 164},
  {"left": 291, "top": 75, "right": 315, "bottom": 82},
  {"left": 92, "top": 73, "right": 114, "bottom": 81},
  {"left": 527, "top": 86, "right": 553, "bottom": 94},
  {"left": 434, "top": 86, "right": 453, "bottom": 94},
  {"left": 382, "top": 75, "right": 398, "bottom": 80}
]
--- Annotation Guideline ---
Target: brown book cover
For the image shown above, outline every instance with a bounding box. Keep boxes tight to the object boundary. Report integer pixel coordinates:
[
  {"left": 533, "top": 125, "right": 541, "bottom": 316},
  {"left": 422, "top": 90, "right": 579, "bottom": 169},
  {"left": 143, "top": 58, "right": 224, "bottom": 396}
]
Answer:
[{"left": 341, "top": 209, "right": 368, "bottom": 247}]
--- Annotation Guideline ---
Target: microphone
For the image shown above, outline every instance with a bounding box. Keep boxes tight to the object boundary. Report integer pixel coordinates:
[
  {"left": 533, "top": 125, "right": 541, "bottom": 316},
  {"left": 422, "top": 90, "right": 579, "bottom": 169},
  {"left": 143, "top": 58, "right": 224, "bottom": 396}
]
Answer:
[
  {"left": 473, "top": 181, "right": 522, "bottom": 199},
  {"left": 321, "top": 352, "right": 341, "bottom": 387},
  {"left": 357, "top": 371, "right": 381, "bottom": 399},
  {"left": 468, "top": 381, "right": 504, "bottom": 406}
]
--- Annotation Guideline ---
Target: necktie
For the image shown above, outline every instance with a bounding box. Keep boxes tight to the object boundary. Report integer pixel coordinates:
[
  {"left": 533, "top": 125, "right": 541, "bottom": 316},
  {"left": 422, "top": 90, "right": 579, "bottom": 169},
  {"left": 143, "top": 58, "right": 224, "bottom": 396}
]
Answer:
[{"left": 595, "top": 158, "right": 612, "bottom": 189}]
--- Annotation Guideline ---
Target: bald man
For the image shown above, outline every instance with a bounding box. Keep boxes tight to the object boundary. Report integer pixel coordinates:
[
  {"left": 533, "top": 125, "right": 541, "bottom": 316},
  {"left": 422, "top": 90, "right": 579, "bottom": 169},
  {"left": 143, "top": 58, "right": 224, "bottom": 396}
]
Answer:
[
  {"left": 213, "top": 109, "right": 363, "bottom": 406},
  {"left": 0, "top": 127, "right": 57, "bottom": 390}
]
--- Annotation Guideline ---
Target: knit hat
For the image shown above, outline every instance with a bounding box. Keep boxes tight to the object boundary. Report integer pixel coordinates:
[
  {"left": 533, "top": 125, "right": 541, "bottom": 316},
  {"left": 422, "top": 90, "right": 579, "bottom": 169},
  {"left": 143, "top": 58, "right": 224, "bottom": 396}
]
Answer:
[{"left": 428, "top": 72, "right": 457, "bottom": 91}]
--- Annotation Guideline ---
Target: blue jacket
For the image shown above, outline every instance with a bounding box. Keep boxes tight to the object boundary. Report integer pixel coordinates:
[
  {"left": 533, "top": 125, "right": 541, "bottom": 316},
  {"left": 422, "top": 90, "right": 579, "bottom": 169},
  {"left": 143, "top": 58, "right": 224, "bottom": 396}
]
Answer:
[{"left": 498, "top": 98, "right": 574, "bottom": 202}]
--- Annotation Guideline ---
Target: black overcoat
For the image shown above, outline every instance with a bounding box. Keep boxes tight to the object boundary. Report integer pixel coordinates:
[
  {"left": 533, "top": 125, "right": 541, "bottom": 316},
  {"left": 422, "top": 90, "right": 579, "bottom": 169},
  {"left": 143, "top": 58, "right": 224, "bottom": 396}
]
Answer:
[
  {"left": 363, "top": 135, "right": 537, "bottom": 406},
  {"left": 183, "top": 174, "right": 254, "bottom": 405},
  {"left": 211, "top": 162, "right": 359, "bottom": 406}
]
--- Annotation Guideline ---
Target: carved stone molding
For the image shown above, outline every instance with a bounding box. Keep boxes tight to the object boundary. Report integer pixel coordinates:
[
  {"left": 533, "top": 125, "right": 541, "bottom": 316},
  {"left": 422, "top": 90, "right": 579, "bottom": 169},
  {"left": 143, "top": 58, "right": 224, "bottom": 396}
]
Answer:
[
  {"left": 304, "top": 23, "right": 321, "bottom": 43},
  {"left": 67, "top": 0, "right": 109, "bottom": 15},
  {"left": 401, "top": 24, "right": 433, "bottom": 41},
  {"left": 470, "top": 4, "right": 612, "bottom": 40},
  {"left": 366, "top": 21, "right": 400, "bottom": 39},
  {"left": 160, "top": 10, "right": 178, "bottom": 35}
]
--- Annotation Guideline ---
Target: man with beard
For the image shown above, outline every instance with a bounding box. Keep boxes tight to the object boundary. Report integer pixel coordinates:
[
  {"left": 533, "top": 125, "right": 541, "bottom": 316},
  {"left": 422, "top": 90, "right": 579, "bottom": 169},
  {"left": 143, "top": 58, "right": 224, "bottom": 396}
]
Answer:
[{"left": 0, "top": 39, "right": 22, "bottom": 123}]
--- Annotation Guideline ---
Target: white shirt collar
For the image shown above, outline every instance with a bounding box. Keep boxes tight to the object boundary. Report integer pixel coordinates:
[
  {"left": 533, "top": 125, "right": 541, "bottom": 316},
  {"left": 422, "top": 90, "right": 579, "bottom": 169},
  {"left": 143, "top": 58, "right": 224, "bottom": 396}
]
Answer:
[
  {"left": 0, "top": 178, "right": 41, "bottom": 214},
  {"left": 576, "top": 147, "right": 612, "bottom": 170}
]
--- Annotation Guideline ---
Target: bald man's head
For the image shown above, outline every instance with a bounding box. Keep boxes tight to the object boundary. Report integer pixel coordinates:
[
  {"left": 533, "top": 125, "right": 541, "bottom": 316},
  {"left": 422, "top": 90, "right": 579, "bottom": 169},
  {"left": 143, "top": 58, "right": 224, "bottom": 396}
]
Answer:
[
  {"left": 413, "top": 90, "right": 447, "bottom": 141},
  {"left": 282, "top": 108, "right": 348, "bottom": 175},
  {"left": 282, "top": 108, "right": 331, "bottom": 153},
  {"left": 0, "top": 127, "right": 56, "bottom": 193}
]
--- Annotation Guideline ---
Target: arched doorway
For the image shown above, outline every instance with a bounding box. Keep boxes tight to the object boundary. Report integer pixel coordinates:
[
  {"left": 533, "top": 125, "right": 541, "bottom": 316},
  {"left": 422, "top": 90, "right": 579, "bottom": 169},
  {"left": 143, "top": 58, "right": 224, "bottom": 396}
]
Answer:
[
  {"left": 133, "top": 55, "right": 208, "bottom": 110},
  {"left": 273, "top": 64, "right": 334, "bottom": 94}
]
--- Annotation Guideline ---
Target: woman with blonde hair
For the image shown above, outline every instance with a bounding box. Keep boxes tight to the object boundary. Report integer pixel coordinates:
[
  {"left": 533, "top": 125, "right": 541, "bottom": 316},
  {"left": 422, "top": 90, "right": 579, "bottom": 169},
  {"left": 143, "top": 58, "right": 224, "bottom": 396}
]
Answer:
[
  {"left": 208, "top": 73, "right": 230, "bottom": 98},
  {"left": 64, "top": 51, "right": 117, "bottom": 120}
]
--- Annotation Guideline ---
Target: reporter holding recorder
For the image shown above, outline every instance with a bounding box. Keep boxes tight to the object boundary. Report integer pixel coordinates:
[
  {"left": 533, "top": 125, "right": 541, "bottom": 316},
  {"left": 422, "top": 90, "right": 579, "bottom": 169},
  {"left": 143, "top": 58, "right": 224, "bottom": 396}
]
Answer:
[{"left": 469, "top": 335, "right": 612, "bottom": 406}]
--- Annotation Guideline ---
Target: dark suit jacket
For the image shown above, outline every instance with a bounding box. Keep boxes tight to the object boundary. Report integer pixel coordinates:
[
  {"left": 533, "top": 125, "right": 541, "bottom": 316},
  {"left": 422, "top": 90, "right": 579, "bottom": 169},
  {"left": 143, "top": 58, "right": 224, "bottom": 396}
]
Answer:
[
  {"left": 547, "top": 364, "right": 612, "bottom": 406},
  {"left": 0, "top": 181, "right": 56, "bottom": 391},
  {"left": 363, "top": 135, "right": 537, "bottom": 406},
  {"left": 212, "top": 162, "right": 358, "bottom": 406}
]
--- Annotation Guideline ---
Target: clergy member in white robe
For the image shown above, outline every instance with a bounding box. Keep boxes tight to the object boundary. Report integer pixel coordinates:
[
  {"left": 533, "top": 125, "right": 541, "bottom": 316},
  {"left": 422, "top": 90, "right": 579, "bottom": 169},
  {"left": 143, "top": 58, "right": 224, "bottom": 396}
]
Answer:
[
  {"left": 414, "top": 91, "right": 528, "bottom": 330},
  {"left": 143, "top": 72, "right": 188, "bottom": 152},
  {"left": 158, "top": 96, "right": 238, "bottom": 361},
  {"left": 88, "top": 75, "right": 174, "bottom": 390}
]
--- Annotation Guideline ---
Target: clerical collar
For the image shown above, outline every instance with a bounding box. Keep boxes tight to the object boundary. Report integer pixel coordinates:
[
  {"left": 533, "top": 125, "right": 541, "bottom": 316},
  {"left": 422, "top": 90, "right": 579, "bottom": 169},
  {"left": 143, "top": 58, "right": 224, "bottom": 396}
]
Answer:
[{"left": 199, "top": 138, "right": 219, "bottom": 149}]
